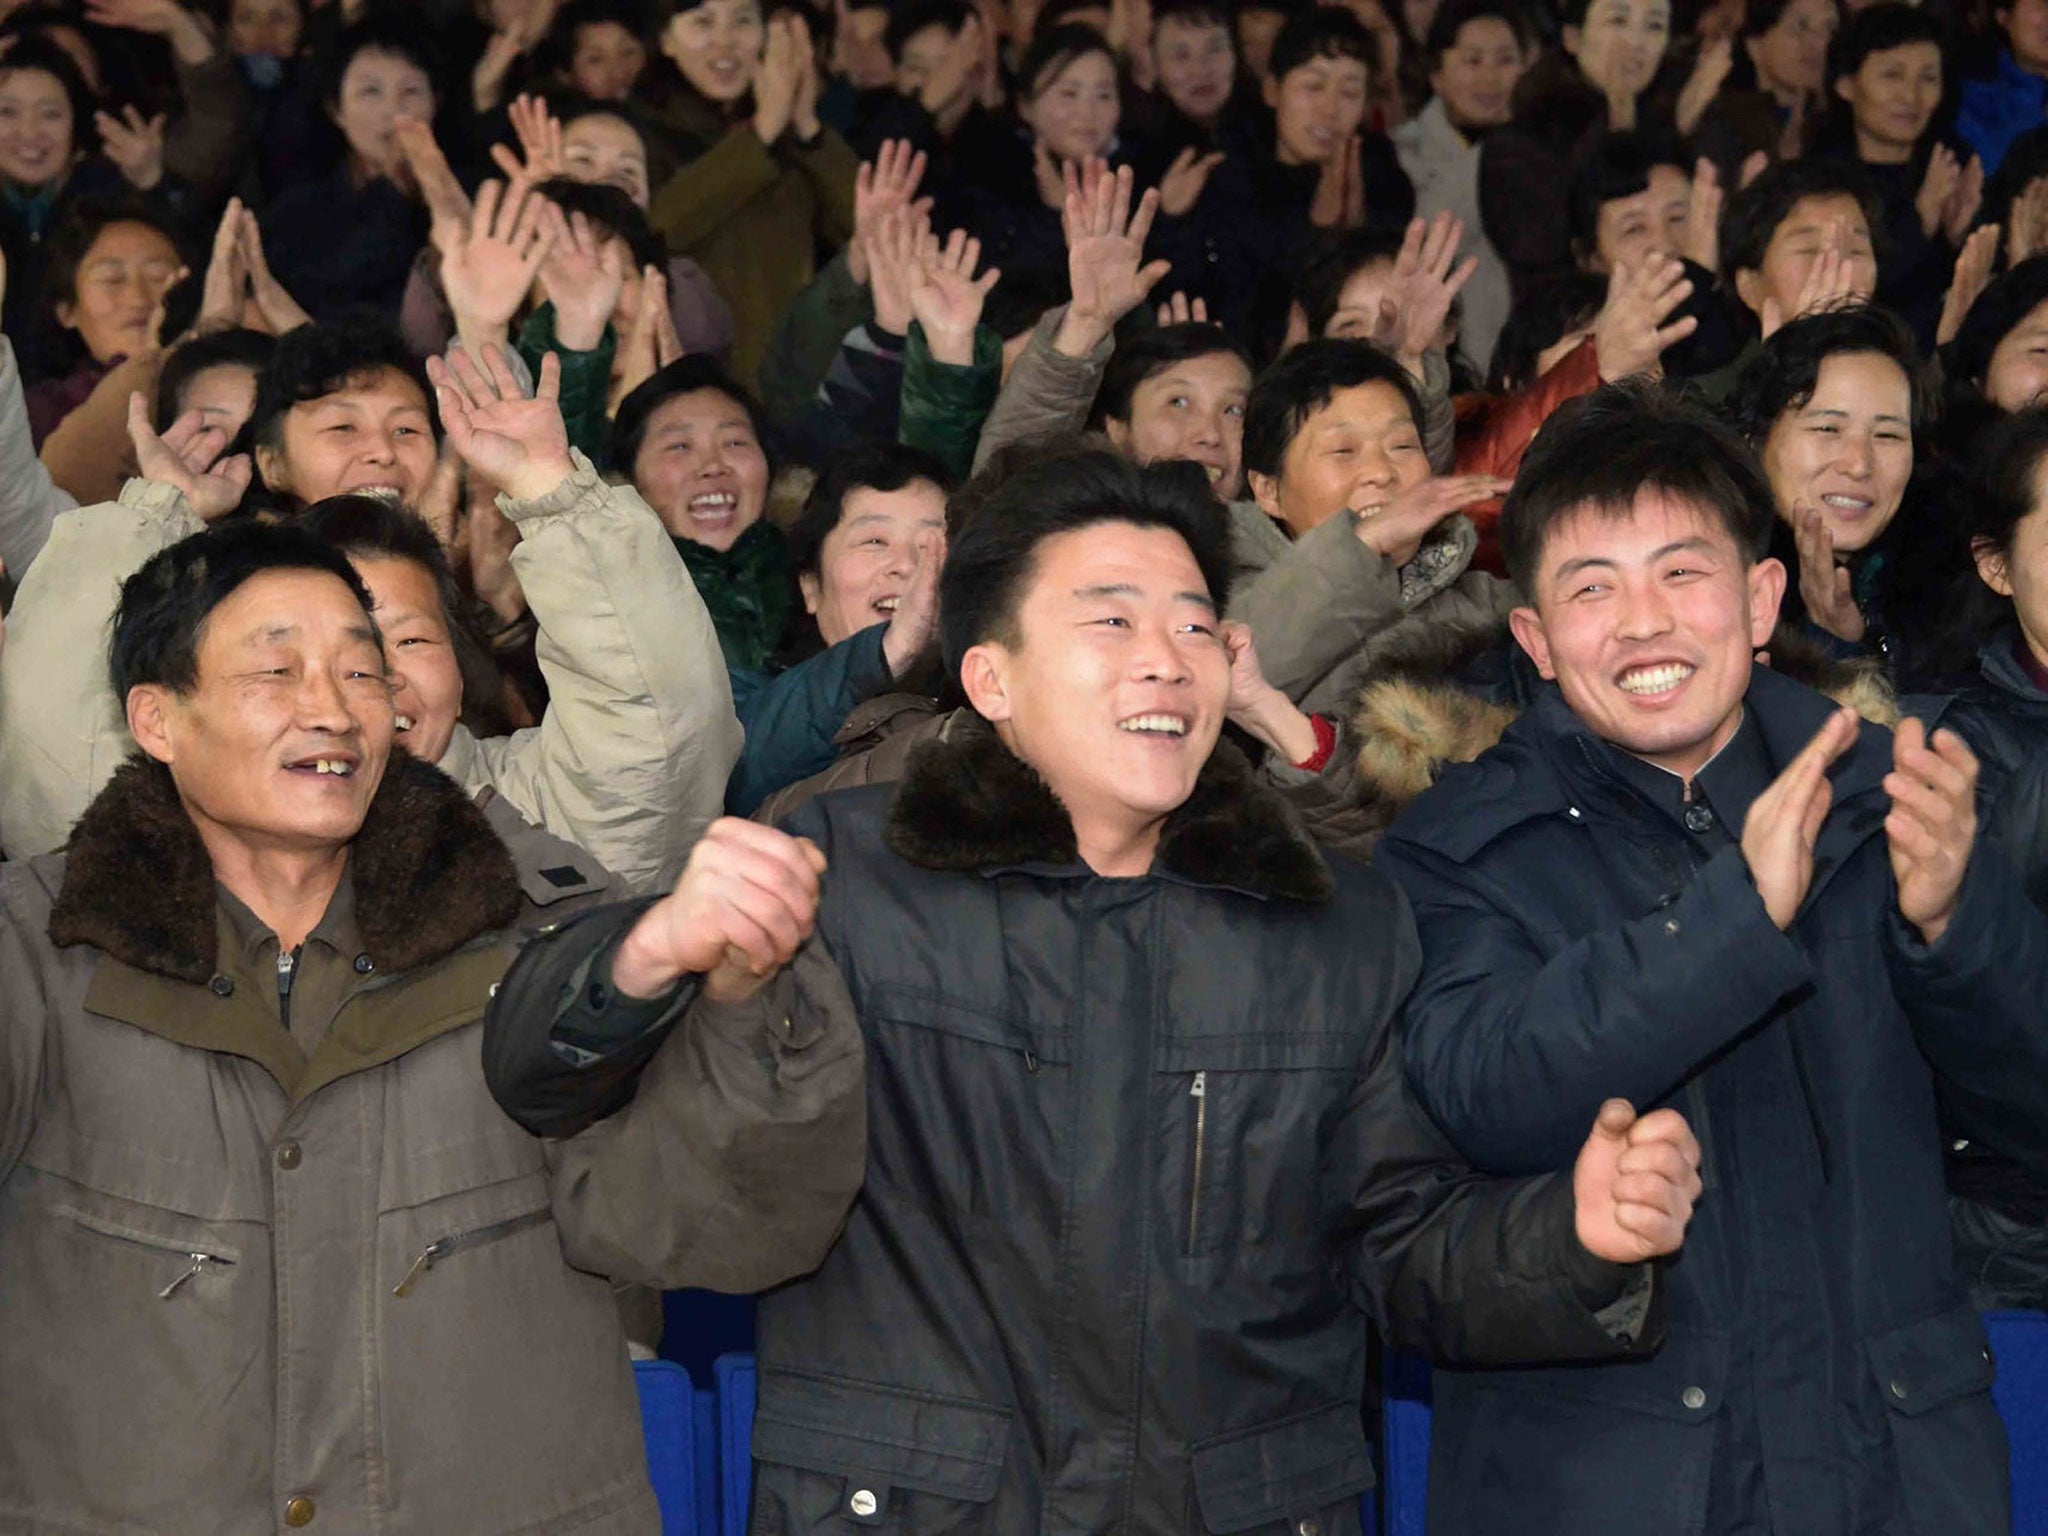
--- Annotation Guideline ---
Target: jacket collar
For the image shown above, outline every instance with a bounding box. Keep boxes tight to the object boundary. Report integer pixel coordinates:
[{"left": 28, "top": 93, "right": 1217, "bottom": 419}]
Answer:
[
  {"left": 882, "top": 712, "right": 1336, "bottom": 904},
  {"left": 49, "top": 751, "right": 522, "bottom": 983}
]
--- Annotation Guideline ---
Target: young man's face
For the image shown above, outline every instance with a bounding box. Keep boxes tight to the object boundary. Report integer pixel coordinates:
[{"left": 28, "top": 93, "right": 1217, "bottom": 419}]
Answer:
[
  {"left": 964, "top": 521, "right": 1230, "bottom": 838},
  {"left": 1432, "top": 14, "right": 1526, "bottom": 129},
  {"left": 130, "top": 568, "right": 395, "bottom": 856},
  {"left": 1104, "top": 349, "right": 1252, "bottom": 497},
  {"left": 261, "top": 367, "right": 438, "bottom": 507},
  {"left": 1733, "top": 192, "right": 1876, "bottom": 322},
  {"left": 1588, "top": 163, "right": 1690, "bottom": 274},
  {"left": 1509, "top": 489, "right": 1785, "bottom": 781},
  {"left": 1266, "top": 51, "right": 1370, "bottom": 164}
]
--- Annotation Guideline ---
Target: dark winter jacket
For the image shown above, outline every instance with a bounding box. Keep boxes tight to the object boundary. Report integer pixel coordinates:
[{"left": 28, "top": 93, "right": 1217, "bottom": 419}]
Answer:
[
  {"left": 1374, "top": 661, "right": 2048, "bottom": 1535},
  {"left": 487, "top": 714, "right": 1660, "bottom": 1535}
]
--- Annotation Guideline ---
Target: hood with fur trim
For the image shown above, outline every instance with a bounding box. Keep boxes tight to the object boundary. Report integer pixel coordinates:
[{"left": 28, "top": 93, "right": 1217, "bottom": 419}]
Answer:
[
  {"left": 883, "top": 712, "right": 1336, "bottom": 904},
  {"left": 49, "top": 751, "right": 522, "bottom": 983}
]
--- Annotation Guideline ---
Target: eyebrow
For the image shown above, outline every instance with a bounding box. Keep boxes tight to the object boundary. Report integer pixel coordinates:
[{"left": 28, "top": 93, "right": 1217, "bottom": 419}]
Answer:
[
  {"left": 1552, "top": 538, "right": 1717, "bottom": 581},
  {"left": 1073, "top": 582, "right": 1218, "bottom": 615},
  {"left": 1801, "top": 406, "right": 1910, "bottom": 425}
]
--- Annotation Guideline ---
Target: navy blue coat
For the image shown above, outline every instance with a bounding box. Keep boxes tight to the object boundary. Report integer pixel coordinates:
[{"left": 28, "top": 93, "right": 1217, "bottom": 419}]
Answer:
[{"left": 1375, "top": 663, "right": 2048, "bottom": 1535}]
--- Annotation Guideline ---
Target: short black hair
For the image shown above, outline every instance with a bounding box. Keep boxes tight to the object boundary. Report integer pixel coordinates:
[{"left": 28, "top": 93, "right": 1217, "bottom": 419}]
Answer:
[
  {"left": 787, "top": 442, "right": 953, "bottom": 579},
  {"left": 1019, "top": 20, "right": 1118, "bottom": 94},
  {"left": 611, "top": 355, "right": 776, "bottom": 476},
  {"left": 534, "top": 174, "right": 666, "bottom": 272},
  {"left": 111, "top": 521, "right": 377, "bottom": 700},
  {"left": 939, "top": 449, "right": 1232, "bottom": 675},
  {"left": 155, "top": 329, "right": 277, "bottom": 436},
  {"left": 1726, "top": 302, "right": 1929, "bottom": 445},
  {"left": 314, "top": 8, "right": 445, "bottom": 110},
  {"left": 1422, "top": 0, "right": 1534, "bottom": 69},
  {"left": 1268, "top": 5, "right": 1374, "bottom": 82},
  {"left": 1242, "top": 338, "right": 1422, "bottom": 481},
  {"left": 37, "top": 194, "right": 191, "bottom": 371},
  {"left": 1566, "top": 129, "right": 1690, "bottom": 262},
  {"left": 1095, "top": 323, "right": 1255, "bottom": 425},
  {"left": 1294, "top": 226, "right": 1408, "bottom": 338},
  {"left": 0, "top": 33, "right": 97, "bottom": 152},
  {"left": 1963, "top": 407, "right": 2048, "bottom": 563},
  {"left": 296, "top": 492, "right": 468, "bottom": 639},
  {"left": 1152, "top": 0, "right": 1236, "bottom": 38},
  {"left": 537, "top": 0, "right": 648, "bottom": 76},
  {"left": 1719, "top": 156, "right": 1886, "bottom": 280},
  {"left": 1952, "top": 253, "right": 2048, "bottom": 387},
  {"left": 250, "top": 316, "right": 438, "bottom": 460},
  {"left": 1488, "top": 270, "right": 1605, "bottom": 392},
  {"left": 887, "top": 0, "right": 975, "bottom": 61},
  {"left": 1499, "top": 380, "right": 1778, "bottom": 595},
  {"left": 1811, "top": 2, "right": 1951, "bottom": 158}
]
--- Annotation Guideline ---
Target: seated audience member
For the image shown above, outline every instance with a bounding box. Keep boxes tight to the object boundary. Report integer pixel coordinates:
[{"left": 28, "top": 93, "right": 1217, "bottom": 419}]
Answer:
[
  {"left": 641, "top": 0, "right": 857, "bottom": 388},
  {"left": 535, "top": 0, "right": 650, "bottom": 102},
  {"left": 1374, "top": 379, "right": 2048, "bottom": 1534},
  {"left": 1392, "top": 0, "right": 1534, "bottom": 376},
  {"left": 0, "top": 518, "right": 862, "bottom": 1534},
  {"left": 1729, "top": 303, "right": 1943, "bottom": 672},
  {"left": 1689, "top": 0, "right": 1839, "bottom": 181},
  {"left": 1956, "top": 0, "right": 2048, "bottom": 176},
  {"left": 260, "top": 14, "right": 439, "bottom": 324},
  {"left": 1940, "top": 251, "right": 2048, "bottom": 449},
  {"left": 854, "top": 0, "right": 1008, "bottom": 166},
  {"left": 0, "top": 323, "right": 740, "bottom": 890},
  {"left": 484, "top": 445, "right": 1705, "bottom": 1536},
  {"left": 1234, "top": 337, "right": 1513, "bottom": 713},
  {"left": 1235, "top": 0, "right": 1305, "bottom": 83},
  {"left": 1144, "top": 0, "right": 1252, "bottom": 143},
  {"left": 1094, "top": 319, "right": 1253, "bottom": 498}
]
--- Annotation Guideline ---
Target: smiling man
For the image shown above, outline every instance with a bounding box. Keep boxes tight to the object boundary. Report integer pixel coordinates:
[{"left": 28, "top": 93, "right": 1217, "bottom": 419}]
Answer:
[
  {"left": 485, "top": 448, "right": 1711, "bottom": 1534},
  {"left": 1374, "top": 381, "right": 2048, "bottom": 1534},
  {"left": 0, "top": 521, "right": 862, "bottom": 1533}
]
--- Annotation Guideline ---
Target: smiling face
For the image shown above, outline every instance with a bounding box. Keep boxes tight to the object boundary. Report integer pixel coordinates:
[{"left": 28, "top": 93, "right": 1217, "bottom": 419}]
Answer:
[
  {"left": 1433, "top": 14, "right": 1528, "bottom": 129},
  {"left": 1565, "top": 0, "right": 1671, "bottom": 101},
  {"left": 333, "top": 47, "right": 436, "bottom": 177},
  {"left": 1748, "top": 0, "right": 1836, "bottom": 99},
  {"left": 962, "top": 520, "right": 1230, "bottom": 864},
  {"left": 1104, "top": 349, "right": 1252, "bottom": 497},
  {"left": 562, "top": 111, "right": 652, "bottom": 206},
  {"left": 567, "top": 18, "right": 648, "bottom": 99},
  {"left": 1509, "top": 490, "right": 1785, "bottom": 780},
  {"left": 129, "top": 568, "right": 395, "bottom": 856},
  {"left": 1022, "top": 48, "right": 1120, "bottom": 161},
  {"left": 261, "top": 367, "right": 438, "bottom": 507},
  {"left": 1759, "top": 349, "right": 1913, "bottom": 553},
  {"left": 1266, "top": 51, "right": 1370, "bottom": 163},
  {"left": 801, "top": 479, "right": 948, "bottom": 644},
  {"left": 1155, "top": 13, "right": 1237, "bottom": 122},
  {"left": 57, "top": 221, "right": 182, "bottom": 366},
  {"left": 632, "top": 386, "right": 771, "bottom": 551},
  {"left": 0, "top": 66, "right": 73, "bottom": 189},
  {"left": 1734, "top": 191, "right": 1877, "bottom": 321},
  {"left": 1589, "top": 162, "right": 1691, "bottom": 274},
  {"left": 1252, "top": 378, "right": 1429, "bottom": 537},
  {"left": 1984, "top": 299, "right": 2048, "bottom": 411},
  {"left": 1837, "top": 39, "right": 1943, "bottom": 157},
  {"left": 663, "top": 0, "right": 765, "bottom": 102}
]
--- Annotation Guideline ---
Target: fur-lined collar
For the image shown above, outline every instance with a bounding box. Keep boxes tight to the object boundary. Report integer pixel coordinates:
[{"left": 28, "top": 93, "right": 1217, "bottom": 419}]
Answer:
[
  {"left": 49, "top": 752, "right": 521, "bottom": 983},
  {"left": 883, "top": 713, "right": 1336, "bottom": 904}
]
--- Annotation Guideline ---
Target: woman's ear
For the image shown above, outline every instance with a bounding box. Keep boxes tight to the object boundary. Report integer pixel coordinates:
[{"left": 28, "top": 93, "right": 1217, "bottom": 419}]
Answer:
[{"left": 1973, "top": 535, "right": 2015, "bottom": 597}]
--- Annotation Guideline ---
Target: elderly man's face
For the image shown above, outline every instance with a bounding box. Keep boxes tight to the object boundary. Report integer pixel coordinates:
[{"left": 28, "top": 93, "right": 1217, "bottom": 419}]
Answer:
[{"left": 131, "top": 568, "right": 395, "bottom": 853}]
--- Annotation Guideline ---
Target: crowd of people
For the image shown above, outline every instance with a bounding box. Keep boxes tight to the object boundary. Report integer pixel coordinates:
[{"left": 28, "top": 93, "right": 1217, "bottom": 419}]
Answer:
[{"left": 2, "top": 0, "right": 2048, "bottom": 1528}]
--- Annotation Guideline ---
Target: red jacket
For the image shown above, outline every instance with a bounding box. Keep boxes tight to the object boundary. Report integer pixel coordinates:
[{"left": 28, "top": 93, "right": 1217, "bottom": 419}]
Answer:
[{"left": 1453, "top": 339, "right": 1603, "bottom": 575}]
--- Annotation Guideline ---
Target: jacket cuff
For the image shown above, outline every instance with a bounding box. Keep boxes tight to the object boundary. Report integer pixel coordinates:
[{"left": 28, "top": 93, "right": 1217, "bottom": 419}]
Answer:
[
  {"left": 494, "top": 449, "right": 604, "bottom": 523},
  {"left": 1539, "top": 1175, "right": 1658, "bottom": 1348},
  {"left": 116, "top": 477, "right": 205, "bottom": 531}
]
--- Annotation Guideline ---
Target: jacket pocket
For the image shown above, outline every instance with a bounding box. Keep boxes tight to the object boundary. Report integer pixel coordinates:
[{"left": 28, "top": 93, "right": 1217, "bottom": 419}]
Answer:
[
  {"left": 390, "top": 1206, "right": 553, "bottom": 1296},
  {"left": 1189, "top": 1403, "right": 1374, "bottom": 1535},
  {"left": 751, "top": 1370, "right": 1010, "bottom": 1533},
  {"left": 1865, "top": 1302, "right": 2009, "bottom": 1535},
  {"left": 50, "top": 1203, "right": 240, "bottom": 1298}
]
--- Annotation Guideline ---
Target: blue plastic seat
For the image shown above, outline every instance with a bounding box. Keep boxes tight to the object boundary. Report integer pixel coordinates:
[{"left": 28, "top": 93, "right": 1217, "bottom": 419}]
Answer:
[
  {"left": 634, "top": 1359, "right": 701, "bottom": 1534},
  {"left": 714, "top": 1352, "right": 759, "bottom": 1536},
  {"left": 1988, "top": 1309, "right": 2048, "bottom": 1536}
]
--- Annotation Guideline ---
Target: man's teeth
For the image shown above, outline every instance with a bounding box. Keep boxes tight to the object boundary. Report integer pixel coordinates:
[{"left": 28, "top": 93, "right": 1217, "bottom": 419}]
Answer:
[
  {"left": 394, "top": 714, "right": 415, "bottom": 732},
  {"left": 300, "top": 759, "right": 354, "bottom": 775},
  {"left": 873, "top": 596, "right": 900, "bottom": 612},
  {"left": 1617, "top": 663, "right": 1694, "bottom": 696},
  {"left": 1119, "top": 714, "right": 1189, "bottom": 736},
  {"left": 1203, "top": 465, "right": 1223, "bottom": 483}
]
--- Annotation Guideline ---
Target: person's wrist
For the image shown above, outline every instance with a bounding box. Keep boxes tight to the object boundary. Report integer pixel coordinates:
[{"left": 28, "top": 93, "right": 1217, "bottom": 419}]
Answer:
[
  {"left": 169, "top": 13, "right": 215, "bottom": 63},
  {"left": 611, "top": 925, "right": 686, "bottom": 1000},
  {"left": 754, "top": 110, "right": 786, "bottom": 145},
  {"left": 1234, "top": 687, "right": 1319, "bottom": 761},
  {"left": 924, "top": 321, "right": 975, "bottom": 366},
  {"left": 1054, "top": 305, "right": 1110, "bottom": 357},
  {"left": 553, "top": 307, "right": 607, "bottom": 352},
  {"left": 502, "top": 454, "right": 576, "bottom": 504}
]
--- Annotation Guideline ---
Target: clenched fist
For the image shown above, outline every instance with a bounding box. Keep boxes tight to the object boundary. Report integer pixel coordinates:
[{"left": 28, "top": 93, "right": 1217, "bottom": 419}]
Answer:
[
  {"left": 611, "top": 820, "right": 829, "bottom": 1003},
  {"left": 1574, "top": 1099, "right": 1704, "bottom": 1265}
]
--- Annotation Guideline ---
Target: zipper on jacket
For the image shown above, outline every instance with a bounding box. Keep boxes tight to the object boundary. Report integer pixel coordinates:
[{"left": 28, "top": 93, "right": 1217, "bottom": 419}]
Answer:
[
  {"left": 53, "top": 1205, "right": 238, "bottom": 1295},
  {"left": 159, "top": 1252, "right": 232, "bottom": 1299},
  {"left": 277, "top": 945, "right": 300, "bottom": 1031},
  {"left": 393, "top": 1209, "right": 552, "bottom": 1297},
  {"left": 1186, "top": 1071, "right": 1208, "bottom": 1255}
]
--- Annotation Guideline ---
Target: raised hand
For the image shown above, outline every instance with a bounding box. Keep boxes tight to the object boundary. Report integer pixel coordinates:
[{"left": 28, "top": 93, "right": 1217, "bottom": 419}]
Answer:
[
  {"left": 496, "top": 93, "right": 568, "bottom": 184},
  {"left": 1594, "top": 256, "right": 1698, "bottom": 381},
  {"left": 909, "top": 225, "right": 999, "bottom": 365},
  {"left": 1741, "top": 703, "right": 1859, "bottom": 928},
  {"left": 1157, "top": 145, "right": 1224, "bottom": 218},
  {"left": 1675, "top": 34, "right": 1733, "bottom": 136},
  {"left": 881, "top": 527, "right": 945, "bottom": 676},
  {"left": 1792, "top": 501, "right": 1864, "bottom": 642},
  {"left": 1057, "top": 160, "right": 1171, "bottom": 355},
  {"left": 96, "top": 104, "right": 167, "bottom": 192},
  {"left": 1353, "top": 473, "right": 1512, "bottom": 566},
  {"left": 609, "top": 264, "right": 681, "bottom": 414},
  {"left": 1371, "top": 211, "right": 1479, "bottom": 377},
  {"left": 790, "top": 12, "right": 822, "bottom": 141},
  {"left": 752, "top": 15, "right": 804, "bottom": 146},
  {"left": 440, "top": 177, "right": 557, "bottom": 350},
  {"left": 610, "top": 818, "right": 829, "bottom": 1003},
  {"left": 1156, "top": 290, "right": 1208, "bottom": 326},
  {"left": 425, "top": 344, "right": 573, "bottom": 502},
  {"left": 1886, "top": 717, "right": 1980, "bottom": 946},
  {"left": 1310, "top": 135, "right": 1363, "bottom": 230},
  {"left": 847, "top": 138, "right": 930, "bottom": 285},
  {"left": 393, "top": 117, "right": 475, "bottom": 256},
  {"left": 1759, "top": 219, "right": 1866, "bottom": 337},
  {"left": 85, "top": 0, "right": 216, "bottom": 62},
  {"left": 127, "top": 394, "right": 252, "bottom": 521},
  {"left": 197, "top": 198, "right": 250, "bottom": 333},
  {"left": 1683, "top": 157, "right": 1722, "bottom": 273},
  {"left": 2010, "top": 175, "right": 2048, "bottom": 266},
  {"left": 1221, "top": 620, "right": 1322, "bottom": 763},
  {"left": 1573, "top": 1100, "right": 1704, "bottom": 1265},
  {"left": 1944, "top": 153, "right": 1985, "bottom": 247},
  {"left": 236, "top": 214, "right": 312, "bottom": 335},
  {"left": 1916, "top": 144, "right": 1963, "bottom": 241},
  {"left": 1937, "top": 223, "right": 2001, "bottom": 348},
  {"left": 538, "top": 204, "right": 627, "bottom": 351},
  {"left": 864, "top": 203, "right": 923, "bottom": 336}
]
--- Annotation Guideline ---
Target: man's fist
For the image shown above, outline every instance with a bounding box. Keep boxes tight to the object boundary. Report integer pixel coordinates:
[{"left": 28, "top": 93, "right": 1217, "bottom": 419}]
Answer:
[
  {"left": 611, "top": 820, "right": 828, "bottom": 1003},
  {"left": 1574, "top": 1099, "right": 1704, "bottom": 1265}
]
